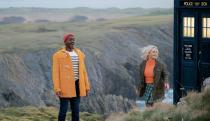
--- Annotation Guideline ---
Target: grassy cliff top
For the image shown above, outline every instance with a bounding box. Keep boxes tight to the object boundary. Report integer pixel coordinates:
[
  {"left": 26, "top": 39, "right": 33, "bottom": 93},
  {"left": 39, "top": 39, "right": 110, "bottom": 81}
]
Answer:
[
  {"left": 1, "top": 89, "right": 210, "bottom": 121},
  {"left": 0, "top": 15, "right": 172, "bottom": 53},
  {"left": 0, "top": 106, "right": 102, "bottom": 121},
  {"left": 107, "top": 88, "right": 210, "bottom": 121}
]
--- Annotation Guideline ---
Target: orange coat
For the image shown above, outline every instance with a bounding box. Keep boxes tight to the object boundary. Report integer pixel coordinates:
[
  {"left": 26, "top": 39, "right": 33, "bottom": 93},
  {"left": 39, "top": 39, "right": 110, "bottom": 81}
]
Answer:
[{"left": 52, "top": 47, "right": 90, "bottom": 98}]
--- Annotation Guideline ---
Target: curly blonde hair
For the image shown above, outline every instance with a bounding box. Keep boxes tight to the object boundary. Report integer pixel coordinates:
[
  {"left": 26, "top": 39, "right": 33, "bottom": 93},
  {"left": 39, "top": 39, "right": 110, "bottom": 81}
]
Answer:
[{"left": 141, "top": 45, "right": 159, "bottom": 60}]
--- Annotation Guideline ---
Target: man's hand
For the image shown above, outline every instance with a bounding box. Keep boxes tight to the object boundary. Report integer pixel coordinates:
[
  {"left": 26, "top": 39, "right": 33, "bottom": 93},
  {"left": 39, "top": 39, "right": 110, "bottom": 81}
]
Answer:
[
  {"left": 56, "top": 91, "right": 61, "bottom": 97},
  {"left": 86, "top": 89, "right": 90, "bottom": 95}
]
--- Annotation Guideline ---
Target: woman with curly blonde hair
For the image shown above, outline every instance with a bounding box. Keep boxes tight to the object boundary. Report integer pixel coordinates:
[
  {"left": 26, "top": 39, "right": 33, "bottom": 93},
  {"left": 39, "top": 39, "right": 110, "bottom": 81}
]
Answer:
[{"left": 137, "top": 45, "right": 169, "bottom": 107}]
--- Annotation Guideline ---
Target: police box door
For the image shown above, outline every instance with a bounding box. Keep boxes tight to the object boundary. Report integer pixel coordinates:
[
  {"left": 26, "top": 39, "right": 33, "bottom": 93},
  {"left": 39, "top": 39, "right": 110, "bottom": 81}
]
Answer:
[
  {"left": 198, "top": 13, "right": 210, "bottom": 90},
  {"left": 180, "top": 11, "right": 198, "bottom": 91},
  {"left": 180, "top": 11, "right": 210, "bottom": 92}
]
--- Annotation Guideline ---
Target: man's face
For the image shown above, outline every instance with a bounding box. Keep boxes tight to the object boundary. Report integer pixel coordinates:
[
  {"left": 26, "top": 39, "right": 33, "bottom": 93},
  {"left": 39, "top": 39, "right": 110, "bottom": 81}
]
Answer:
[{"left": 65, "top": 38, "right": 75, "bottom": 49}]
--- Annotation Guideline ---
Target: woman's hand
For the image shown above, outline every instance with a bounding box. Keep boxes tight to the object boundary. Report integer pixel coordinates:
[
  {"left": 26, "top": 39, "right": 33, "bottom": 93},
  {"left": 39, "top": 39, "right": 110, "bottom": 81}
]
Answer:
[{"left": 164, "top": 83, "right": 170, "bottom": 90}]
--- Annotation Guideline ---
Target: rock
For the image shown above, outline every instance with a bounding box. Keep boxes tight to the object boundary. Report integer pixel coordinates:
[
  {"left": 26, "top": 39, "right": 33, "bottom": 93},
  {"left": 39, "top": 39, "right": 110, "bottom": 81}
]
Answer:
[
  {"left": 203, "top": 77, "right": 210, "bottom": 91},
  {"left": 0, "top": 22, "right": 172, "bottom": 114}
]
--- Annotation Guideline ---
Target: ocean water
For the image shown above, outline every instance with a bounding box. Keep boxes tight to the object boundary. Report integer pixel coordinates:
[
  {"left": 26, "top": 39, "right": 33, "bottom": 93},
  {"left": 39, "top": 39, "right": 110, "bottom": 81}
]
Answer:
[{"left": 136, "top": 89, "right": 173, "bottom": 110}]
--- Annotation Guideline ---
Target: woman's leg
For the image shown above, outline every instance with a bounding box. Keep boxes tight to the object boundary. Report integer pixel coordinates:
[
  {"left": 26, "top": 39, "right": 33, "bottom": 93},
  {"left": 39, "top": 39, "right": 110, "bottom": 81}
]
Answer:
[
  {"left": 146, "top": 102, "right": 154, "bottom": 107},
  {"left": 144, "top": 84, "right": 154, "bottom": 107}
]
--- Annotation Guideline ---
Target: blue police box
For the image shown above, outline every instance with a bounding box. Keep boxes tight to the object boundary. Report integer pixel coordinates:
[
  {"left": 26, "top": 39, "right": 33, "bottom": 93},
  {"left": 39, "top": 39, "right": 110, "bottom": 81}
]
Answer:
[{"left": 174, "top": 0, "right": 210, "bottom": 104}]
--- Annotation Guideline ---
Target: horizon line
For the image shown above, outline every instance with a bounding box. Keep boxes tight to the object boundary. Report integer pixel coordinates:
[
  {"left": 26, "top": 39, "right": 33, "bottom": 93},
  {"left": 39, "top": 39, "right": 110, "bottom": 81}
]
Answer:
[{"left": 0, "top": 6, "right": 173, "bottom": 9}]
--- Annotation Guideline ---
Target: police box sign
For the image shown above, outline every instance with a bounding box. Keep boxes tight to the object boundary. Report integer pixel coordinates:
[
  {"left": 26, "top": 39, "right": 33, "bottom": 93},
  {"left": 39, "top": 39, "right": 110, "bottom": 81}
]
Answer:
[
  {"left": 180, "top": 1, "right": 209, "bottom": 7},
  {"left": 183, "top": 44, "right": 193, "bottom": 60}
]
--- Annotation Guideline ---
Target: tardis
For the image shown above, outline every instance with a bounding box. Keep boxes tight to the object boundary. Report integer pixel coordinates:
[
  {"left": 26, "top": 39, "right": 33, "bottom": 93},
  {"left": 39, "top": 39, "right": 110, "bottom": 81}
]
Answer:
[{"left": 174, "top": 0, "right": 210, "bottom": 104}]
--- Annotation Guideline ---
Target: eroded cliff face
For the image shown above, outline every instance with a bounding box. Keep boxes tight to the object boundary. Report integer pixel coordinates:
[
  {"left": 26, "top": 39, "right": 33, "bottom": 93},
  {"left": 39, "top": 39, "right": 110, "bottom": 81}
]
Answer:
[
  {"left": 0, "top": 49, "right": 136, "bottom": 114},
  {"left": 0, "top": 22, "right": 173, "bottom": 114}
]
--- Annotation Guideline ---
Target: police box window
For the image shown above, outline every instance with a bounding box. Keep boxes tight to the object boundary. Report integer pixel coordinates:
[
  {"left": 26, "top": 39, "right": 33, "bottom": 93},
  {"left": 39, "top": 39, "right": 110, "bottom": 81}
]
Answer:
[
  {"left": 183, "top": 17, "right": 195, "bottom": 37},
  {"left": 202, "top": 17, "right": 210, "bottom": 38}
]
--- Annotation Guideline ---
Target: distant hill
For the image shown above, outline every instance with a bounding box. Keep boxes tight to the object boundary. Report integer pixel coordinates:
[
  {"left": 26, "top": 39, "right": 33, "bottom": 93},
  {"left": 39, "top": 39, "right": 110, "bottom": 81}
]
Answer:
[
  {"left": 0, "top": 7, "right": 173, "bottom": 23},
  {"left": 0, "top": 16, "right": 25, "bottom": 24}
]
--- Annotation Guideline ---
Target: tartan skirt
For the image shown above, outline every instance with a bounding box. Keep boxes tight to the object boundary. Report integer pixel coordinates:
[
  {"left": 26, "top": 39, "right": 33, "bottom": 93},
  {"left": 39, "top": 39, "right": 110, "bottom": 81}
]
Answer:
[{"left": 140, "top": 83, "right": 154, "bottom": 104}]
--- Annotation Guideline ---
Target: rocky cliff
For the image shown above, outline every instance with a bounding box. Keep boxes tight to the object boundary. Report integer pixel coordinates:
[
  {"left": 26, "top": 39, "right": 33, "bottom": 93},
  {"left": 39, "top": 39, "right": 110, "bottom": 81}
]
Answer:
[
  {"left": 0, "top": 15, "right": 173, "bottom": 114},
  {"left": 0, "top": 49, "right": 136, "bottom": 114}
]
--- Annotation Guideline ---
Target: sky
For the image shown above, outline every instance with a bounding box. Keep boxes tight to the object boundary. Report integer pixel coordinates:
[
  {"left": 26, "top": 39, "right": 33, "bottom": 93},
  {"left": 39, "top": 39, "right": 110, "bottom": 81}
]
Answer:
[{"left": 0, "top": 0, "right": 173, "bottom": 9}]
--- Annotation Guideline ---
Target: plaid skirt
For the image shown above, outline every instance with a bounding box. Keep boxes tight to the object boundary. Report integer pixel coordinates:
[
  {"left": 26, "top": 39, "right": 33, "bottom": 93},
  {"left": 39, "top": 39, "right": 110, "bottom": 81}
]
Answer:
[{"left": 140, "top": 84, "right": 154, "bottom": 104}]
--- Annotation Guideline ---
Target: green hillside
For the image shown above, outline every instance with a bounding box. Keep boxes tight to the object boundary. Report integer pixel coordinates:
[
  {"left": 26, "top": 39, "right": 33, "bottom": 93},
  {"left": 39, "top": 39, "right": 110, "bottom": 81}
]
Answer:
[
  {"left": 0, "top": 15, "right": 172, "bottom": 53},
  {"left": 0, "top": 8, "right": 172, "bottom": 18}
]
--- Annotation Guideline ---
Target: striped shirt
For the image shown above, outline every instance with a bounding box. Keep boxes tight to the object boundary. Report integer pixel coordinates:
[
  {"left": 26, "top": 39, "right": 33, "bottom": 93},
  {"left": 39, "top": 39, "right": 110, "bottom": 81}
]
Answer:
[{"left": 68, "top": 50, "right": 79, "bottom": 81}]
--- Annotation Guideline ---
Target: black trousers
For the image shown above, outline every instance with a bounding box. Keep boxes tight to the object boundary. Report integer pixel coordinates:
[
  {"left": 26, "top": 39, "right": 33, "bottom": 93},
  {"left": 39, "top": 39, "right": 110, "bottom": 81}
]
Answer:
[{"left": 58, "top": 80, "right": 80, "bottom": 121}]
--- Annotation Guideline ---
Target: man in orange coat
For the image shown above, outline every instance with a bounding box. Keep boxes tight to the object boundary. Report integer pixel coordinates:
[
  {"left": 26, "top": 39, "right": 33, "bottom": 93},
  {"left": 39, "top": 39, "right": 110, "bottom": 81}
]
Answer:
[{"left": 52, "top": 33, "right": 90, "bottom": 121}]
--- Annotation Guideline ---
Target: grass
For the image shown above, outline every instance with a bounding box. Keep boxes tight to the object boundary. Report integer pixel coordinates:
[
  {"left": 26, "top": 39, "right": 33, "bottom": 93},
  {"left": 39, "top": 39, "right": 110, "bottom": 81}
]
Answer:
[
  {"left": 0, "top": 8, "right": 172, "bottom": 19},
  {"left": 0, "top": 106, "right": 102, "bottom": 121},
  {"left": 105, "top": 88, "right": 210, "bottom": 121},
  {"left": 1, "top": 89, "right": 203, "bottom": 120},
  {"left": 0, "top": 15, "right": 172, "bottom": 53}
]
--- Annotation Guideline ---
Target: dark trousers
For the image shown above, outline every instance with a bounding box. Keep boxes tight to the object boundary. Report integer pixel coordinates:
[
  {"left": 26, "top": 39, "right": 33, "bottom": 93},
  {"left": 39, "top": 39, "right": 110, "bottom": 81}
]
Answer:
[{"left": 58, "top": 80, "right": 80, "bottom": 121}]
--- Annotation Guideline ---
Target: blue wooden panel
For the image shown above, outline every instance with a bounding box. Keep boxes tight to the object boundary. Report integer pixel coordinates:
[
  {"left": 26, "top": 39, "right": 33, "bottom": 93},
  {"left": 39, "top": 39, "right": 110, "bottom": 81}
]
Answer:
[
  {"left": 182, "top": 66, "right": 197, "bottom": 88},
  {"left": 174, "top": 0, "right": 210, "bottom": 104}
]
